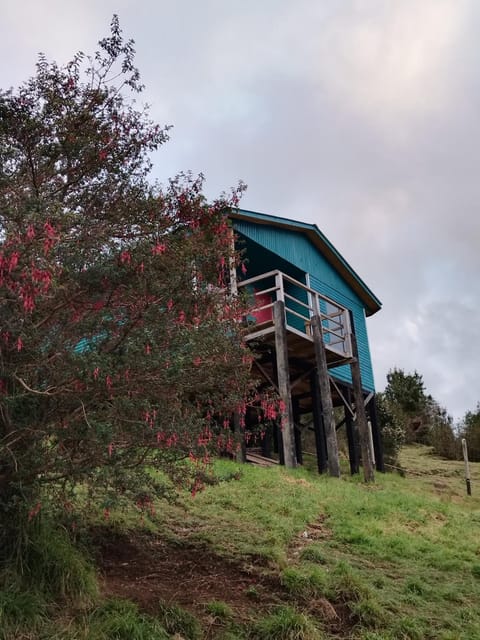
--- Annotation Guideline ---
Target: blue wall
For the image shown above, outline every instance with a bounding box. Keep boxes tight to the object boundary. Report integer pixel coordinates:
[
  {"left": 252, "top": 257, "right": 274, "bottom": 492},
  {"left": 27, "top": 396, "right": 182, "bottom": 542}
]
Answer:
[{"left": 234, "top": 221, "right": 375, "bottom": 392}]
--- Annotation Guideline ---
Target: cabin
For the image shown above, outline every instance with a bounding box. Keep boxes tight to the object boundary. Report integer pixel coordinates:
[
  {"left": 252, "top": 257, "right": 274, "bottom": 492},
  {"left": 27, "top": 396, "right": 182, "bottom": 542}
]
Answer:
[{"left": 229, "top": 209, "right": 384, "bottom": 475}]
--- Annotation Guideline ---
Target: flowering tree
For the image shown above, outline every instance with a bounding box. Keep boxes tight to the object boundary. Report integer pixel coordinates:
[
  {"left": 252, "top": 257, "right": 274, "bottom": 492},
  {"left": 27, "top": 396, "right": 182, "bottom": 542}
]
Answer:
[{"left": 0, "top": 17, "right": 257, "bottom": 539}]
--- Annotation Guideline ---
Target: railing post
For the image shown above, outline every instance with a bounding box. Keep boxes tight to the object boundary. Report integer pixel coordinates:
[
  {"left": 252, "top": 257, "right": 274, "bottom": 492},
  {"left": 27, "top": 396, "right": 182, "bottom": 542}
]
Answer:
[
  {"left": 311, "top": 315, "right": 341, "bottom": 477},
  {"left": 273, "top": 300, "right": 297, "bottom": 468},
  {"left": 275, "top": 272, "right": 284, "bottom": 302}
]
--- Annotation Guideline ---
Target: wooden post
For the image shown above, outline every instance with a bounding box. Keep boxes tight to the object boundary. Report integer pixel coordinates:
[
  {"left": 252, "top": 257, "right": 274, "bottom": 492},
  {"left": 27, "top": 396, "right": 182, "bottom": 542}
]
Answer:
[
  {"left": 293, "top": 397, "right": 303, "bottom": 465},
  {"left": 368, "top": 394, "right": 385, "bottom": 472},
  {"left": 261, "top": 424, "right": 272, "bottom": 459},
  {"left": 349, "top": 332, "right": 375, "bottom": 483},
  {"left": 311, "top": 315, "right": 340, "bottom": 477},
  {"left": 344, "top": 387, "right": 359, "bottom": 475},
  {"left": 462, "top": 438, "right": 472, "bottom": 496},
  {"left": 310, "top": 369, "right": 328, "bottom": 474},
  {"left": 233, "top": 412, "right": 246, "bottom": 463},
  {"left": 273, "top": 300, "right": 297, "bottom": 468}
]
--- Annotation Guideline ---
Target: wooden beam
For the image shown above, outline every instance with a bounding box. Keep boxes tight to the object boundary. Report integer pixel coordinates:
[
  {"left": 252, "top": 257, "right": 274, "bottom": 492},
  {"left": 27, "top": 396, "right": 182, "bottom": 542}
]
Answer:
[
  {"left": 311, "top": 315, "right": 340, "bottom": 477},
  {"left": 252, "top": 359, "right": 280, "bottom": 394},
  {"left": 329, "top": 375, "right": 355, "bottom": 416},
  {"left": 291, "top": 366, "right": 316, "bottom": 391},
  {"left": 273, "top": 300, "right": 297, "bottom": 468},
  {"left": 349, "top": 333, "right": 375, "bottom": 482}
]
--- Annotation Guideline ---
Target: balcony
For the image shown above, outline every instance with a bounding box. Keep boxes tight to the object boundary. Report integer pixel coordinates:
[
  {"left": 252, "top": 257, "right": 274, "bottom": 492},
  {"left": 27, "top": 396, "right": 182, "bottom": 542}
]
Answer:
[{"left": 238, "top": 270, "right": 353, "bottom": 368}]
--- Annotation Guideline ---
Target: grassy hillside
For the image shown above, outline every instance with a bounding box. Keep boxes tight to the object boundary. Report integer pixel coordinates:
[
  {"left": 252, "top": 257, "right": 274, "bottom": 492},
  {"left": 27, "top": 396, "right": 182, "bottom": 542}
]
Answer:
[{"left": 2, "top": 445, "right": 480, "bottom": 639}]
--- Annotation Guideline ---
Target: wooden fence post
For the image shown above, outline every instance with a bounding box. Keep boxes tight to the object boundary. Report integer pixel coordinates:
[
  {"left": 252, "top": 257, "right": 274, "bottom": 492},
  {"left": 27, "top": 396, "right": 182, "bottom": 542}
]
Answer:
[
  {"left": 462, "top": 438, "right": 472, "bottom": 496},
  {"left": 311, "top": 315, "right": 340, "bottom": 477}
]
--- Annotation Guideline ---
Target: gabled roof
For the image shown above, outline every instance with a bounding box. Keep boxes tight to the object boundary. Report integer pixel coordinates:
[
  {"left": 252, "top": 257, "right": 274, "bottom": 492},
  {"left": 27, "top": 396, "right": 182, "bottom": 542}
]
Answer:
[{"left": 229, "top": 208, "right": 382, "bottom": 316}]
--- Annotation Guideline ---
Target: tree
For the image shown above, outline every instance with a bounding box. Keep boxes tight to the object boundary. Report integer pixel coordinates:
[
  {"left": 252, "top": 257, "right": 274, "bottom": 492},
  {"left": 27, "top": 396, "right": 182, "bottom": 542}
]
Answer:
[
  {"left": 384, "top": 368, "right": 429, "bottom": 443},
  {"left": 374, "top": 391, "right": 404, "bottom": 467},
  {"left": 381, "top": 368, "right": 458, "bottom": 459},
  {"left": 0, "top": 17, "right": 257, "bottom": 550}
]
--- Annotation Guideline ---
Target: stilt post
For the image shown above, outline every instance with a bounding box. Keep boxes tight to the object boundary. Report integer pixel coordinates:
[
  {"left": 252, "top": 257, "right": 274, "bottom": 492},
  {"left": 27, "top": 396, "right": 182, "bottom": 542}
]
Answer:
[
  {"left": 273, "top": 300, "right": 297, "bottom": 468},
  {"left": 310, "top": 369, "right": 328, "bottom": 474},
  {"left": 344, "top": 387, "right": 359, "bottom": 475},
  {"left": 293, "top": 397, "right": 303, "bottom": 465},
  {"left": 349, "top": 333, "right": 375, "bottom": 482},
  {"left": 368, "top": 394, "right": 385, "bottom": 472},
  {"left": 311, "top": 314, "right": 340, "bottom": 477},
  {"left": 233, "top": 412, "right": 246, "bottom": 463}
]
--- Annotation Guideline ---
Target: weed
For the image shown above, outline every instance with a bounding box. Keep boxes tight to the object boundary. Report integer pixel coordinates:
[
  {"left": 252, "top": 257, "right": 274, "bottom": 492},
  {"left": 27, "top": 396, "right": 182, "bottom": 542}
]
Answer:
[
  {"left": 248, "top": 605, "right": 324, "bottom": 640},
  {"left": 349, "top": 597, "right": 385, "bottom": 628},
  {"left": 471, "top": 563, "right": 480, "bottom": 579},
  {"left": 245, "top": 585, "right": 260, "bottom": 600},
  {"left": 205, "top": 599, "right": 234, "bottom": 621},
  {"left": 299, "top": 545, "right": 327, "bottom": 565},
  {"left": 88, "top": 598, "right": 169, "bottom": 639},
  {"left": 12, "top": 519, "right": 98, "bottom": 603},
  {"left": 329, "top": 561, "right": 372, "bottom": 603},
  {"left": 404, "top": 577, "right": 428, "bottom": 596},
  {"left": 281, "top": 567, "right": 328, "bottom": 600},
  {"left": 157, "top": 602, "right": 202, "bottom": 639},
  {"left": 0, "top": 587, "right": 46, "bottom": 624}
]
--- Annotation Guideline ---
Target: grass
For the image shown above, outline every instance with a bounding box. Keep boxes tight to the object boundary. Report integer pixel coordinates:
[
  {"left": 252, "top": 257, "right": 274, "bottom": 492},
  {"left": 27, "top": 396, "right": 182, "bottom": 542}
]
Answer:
[
  {"left": 156, "top": 602, "right": 202, "bottom": 639},
  {"left": 1, "top": 444, "right": 480, "bottom": 639},
  {"left": 248, "top": 605, "right": 324, "bottom": 640}
]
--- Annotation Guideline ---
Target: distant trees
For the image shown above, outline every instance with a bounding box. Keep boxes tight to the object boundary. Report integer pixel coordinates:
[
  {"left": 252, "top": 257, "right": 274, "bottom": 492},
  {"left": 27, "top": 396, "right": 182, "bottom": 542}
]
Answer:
[
  {"left": 377, "top": 368, "right": 457, "bottom": 464},
  {"left": 458, "top": 405, "right": 480, "bottom": 462}
]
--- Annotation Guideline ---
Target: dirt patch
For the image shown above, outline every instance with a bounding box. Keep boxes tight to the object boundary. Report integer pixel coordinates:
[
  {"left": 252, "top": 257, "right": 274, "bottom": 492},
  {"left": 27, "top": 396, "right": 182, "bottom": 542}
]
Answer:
[
  {"left": 92, "top": 524, "right": 352, "bottom": 637},
  {"left": 93, "top": 529, "right": 283, "bottom": 619}
]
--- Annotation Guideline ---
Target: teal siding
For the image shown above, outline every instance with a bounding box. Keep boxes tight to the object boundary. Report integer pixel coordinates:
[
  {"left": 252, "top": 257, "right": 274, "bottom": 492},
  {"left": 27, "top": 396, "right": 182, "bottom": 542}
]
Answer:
[{"left": 234, "top": 220, "right": 375, "bottom": 392}]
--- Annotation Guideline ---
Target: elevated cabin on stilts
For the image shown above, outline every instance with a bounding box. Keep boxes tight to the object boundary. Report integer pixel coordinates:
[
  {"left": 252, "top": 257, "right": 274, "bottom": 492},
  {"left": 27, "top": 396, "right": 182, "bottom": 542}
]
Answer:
[{"left": 229, "top": 209, "right": 384, "bottom": 478}]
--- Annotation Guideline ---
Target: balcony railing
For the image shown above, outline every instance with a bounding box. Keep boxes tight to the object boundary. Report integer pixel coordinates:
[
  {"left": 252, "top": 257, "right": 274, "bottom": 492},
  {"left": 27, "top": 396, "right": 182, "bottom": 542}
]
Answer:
[{"left": 237, "top": 270, "right": 352, "bottom": 359}]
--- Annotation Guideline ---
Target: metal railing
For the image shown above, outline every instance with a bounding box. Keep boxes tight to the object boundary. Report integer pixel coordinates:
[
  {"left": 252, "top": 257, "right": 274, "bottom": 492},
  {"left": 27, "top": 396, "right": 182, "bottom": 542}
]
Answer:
[{"left": 237, "top": 270, "right": 352, "bottom": 358}]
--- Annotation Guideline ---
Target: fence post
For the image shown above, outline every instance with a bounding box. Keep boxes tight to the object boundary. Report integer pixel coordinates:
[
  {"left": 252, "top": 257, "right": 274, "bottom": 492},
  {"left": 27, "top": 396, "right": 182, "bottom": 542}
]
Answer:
[{"left": 462, "top": 438, "right": 472, "bottom": 496}]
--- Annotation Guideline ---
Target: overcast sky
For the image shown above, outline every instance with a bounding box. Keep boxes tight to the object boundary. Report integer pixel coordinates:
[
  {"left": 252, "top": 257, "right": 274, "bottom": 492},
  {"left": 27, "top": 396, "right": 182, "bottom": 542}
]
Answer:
[{"left": 1, "top": 0, "right": 479, "bottom": 421}]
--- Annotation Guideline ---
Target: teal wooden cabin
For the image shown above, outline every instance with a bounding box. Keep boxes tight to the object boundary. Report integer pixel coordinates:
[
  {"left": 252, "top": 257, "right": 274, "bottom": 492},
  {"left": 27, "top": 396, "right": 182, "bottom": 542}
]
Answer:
[{"left": 229, "top": 208, "right": 384, "bottom": 475}]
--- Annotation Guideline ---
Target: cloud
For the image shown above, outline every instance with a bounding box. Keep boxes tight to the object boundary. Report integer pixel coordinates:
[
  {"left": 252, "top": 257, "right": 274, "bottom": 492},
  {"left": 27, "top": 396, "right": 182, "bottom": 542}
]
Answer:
[{"left": 1, "top": 0, "right": 479, "bottom": 421}]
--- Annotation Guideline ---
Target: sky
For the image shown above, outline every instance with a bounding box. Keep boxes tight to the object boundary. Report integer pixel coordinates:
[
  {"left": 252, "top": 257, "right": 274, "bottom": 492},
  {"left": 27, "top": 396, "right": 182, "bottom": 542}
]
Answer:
[{"left": 1, "top": 0, "right": 479, "bottom": 421}]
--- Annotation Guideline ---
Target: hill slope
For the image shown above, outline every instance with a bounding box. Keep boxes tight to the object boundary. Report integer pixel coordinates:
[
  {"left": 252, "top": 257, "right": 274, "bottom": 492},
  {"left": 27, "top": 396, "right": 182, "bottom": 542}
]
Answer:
[{"left": 2, "top": 445, "right": 480, "bottom": 639}]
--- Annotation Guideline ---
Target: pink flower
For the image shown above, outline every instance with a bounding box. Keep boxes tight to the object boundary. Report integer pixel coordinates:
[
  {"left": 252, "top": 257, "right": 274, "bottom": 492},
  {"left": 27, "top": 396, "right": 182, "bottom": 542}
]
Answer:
[
  {"left": 120, "top": 250, "right": 131, "bottom": 264},
  {"left": 152, "top": 242, "right": 166, "bottom": 255}
]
